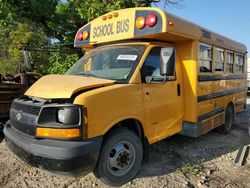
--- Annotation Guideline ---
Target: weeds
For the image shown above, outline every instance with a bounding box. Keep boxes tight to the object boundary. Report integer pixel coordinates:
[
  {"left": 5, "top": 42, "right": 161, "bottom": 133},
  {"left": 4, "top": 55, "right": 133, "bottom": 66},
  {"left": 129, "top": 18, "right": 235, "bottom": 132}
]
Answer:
[{"left": 179, "top": 159, "right": 205, "bottom": 175}]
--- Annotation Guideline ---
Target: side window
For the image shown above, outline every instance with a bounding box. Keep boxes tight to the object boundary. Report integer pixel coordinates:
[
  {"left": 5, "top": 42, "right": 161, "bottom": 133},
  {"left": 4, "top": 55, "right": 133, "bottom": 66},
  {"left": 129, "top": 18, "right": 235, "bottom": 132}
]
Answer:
[
  {"left": 141, "top": 47, "right": 165, "bottom": 83},
  {"left": 214, "top": 47, "right": 224, "bottom": 72},
  {"left": 235, "top": 54, "right": 244, "bottom": 73},
  {"left": 199, "top": 44, "right": 212, "bottom": 73},
  {"left": 226, "top": 51, "right": 234, "bottom": 73}
]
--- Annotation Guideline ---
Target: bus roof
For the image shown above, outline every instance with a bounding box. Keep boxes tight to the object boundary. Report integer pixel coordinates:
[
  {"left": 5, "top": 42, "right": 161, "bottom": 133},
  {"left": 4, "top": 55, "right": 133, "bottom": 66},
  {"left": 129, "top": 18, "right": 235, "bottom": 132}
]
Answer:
[{"left": 74, "top": 7, "right": 247, "bottom": 53}]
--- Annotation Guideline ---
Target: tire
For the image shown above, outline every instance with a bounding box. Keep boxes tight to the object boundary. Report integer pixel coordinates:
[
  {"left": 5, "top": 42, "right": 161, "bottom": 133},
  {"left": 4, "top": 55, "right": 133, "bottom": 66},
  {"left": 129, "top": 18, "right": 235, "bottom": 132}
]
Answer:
[
  {"left": 217, "top": 105, "right": 234, "bottom": 134},
  {"left": 94, "top": 128, "right": 143, "bottom": 187}
]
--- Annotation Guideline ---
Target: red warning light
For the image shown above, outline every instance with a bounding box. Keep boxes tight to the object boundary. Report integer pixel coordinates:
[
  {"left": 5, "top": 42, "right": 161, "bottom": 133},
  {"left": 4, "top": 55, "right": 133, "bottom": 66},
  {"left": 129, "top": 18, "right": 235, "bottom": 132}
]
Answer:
[{"left": 146, "top": 14, "right": 158, "bottom": 27}]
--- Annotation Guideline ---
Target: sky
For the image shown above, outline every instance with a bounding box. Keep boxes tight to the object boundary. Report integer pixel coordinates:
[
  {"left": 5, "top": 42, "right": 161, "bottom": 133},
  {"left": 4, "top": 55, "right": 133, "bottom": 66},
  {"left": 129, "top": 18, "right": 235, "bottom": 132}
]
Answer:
[{"left": 154, "top": 0, "right": 250, "bottom": 54}]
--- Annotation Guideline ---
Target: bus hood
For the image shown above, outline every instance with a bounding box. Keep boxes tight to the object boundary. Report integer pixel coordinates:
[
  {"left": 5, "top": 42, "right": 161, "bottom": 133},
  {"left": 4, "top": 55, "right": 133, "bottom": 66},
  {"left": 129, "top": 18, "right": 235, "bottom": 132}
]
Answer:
[{"left": 25, "top": 75, "right": 116, "bottom": 99}]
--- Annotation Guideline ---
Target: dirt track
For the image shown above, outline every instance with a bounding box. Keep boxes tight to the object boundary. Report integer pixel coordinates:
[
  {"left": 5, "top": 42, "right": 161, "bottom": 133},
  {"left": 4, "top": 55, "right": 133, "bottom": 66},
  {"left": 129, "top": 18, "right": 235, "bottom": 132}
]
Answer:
[{"left": 0, "top": 102, "right": 250, "bottom": 188}]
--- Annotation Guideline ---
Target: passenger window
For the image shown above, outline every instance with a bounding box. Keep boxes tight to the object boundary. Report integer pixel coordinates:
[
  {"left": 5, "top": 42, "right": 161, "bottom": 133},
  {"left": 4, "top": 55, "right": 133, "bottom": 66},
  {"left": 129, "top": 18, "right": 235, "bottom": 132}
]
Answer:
[
  {"left": 214, "top": 48, "right": 224, "bottom": 72},
  {"left": 226, "top": 51, "right": 234, "bottom": 73},
  {"left": 199, "top": 44, "right": 212, "bottom": 73},
  {"left": 235, "top": 54, "right": 244, "bottom": 73}
]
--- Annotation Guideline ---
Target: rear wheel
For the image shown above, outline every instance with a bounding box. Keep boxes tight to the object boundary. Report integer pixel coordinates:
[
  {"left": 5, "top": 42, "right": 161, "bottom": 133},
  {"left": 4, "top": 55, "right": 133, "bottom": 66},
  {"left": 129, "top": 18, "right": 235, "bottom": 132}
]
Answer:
[
  {"left": 217, "top": 105, "right": 234, "bottom": 134},
  {"left": 94, "top": 128, "right": 143, "bottom": 186}
]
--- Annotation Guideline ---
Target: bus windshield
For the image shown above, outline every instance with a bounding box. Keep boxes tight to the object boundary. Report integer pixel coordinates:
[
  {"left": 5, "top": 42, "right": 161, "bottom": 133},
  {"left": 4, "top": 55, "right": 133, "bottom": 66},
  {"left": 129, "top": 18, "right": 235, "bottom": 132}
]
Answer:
[{"left": 66, "top": 44, "right": 146, "bottom": 82}]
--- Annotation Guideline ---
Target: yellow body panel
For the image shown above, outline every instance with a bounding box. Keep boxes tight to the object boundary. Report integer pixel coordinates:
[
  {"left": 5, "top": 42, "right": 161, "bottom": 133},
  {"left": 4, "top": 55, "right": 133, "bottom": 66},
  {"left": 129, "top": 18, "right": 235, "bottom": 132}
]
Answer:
[
  {"left": 25, "top": 75, "right": 115, "bottom": 99},
  {"left": 176, "top": 41, "right": 198, "bottom": 122},
  {"left": 73, "top": 84, "right": 147, "bottom": 140},
  {"left": 197, "top": 79, "right": 246, "bottom": 97}
]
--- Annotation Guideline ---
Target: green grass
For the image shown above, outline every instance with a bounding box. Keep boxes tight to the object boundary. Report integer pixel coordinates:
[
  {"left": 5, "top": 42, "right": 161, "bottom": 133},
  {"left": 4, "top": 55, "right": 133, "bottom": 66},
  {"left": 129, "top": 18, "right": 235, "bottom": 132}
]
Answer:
[{"left": 179, "top": 160, "right": 205, "bottom": 175}]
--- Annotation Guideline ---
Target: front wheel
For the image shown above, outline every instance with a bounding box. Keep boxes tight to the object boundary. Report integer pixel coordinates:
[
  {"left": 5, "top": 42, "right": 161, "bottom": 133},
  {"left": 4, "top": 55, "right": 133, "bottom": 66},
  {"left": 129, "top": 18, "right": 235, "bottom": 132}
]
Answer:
[
  {"left": 94, "top": 128, "right": 143, "bottom": 187},
  {"left": 217, "top": 105, "right": 234, "bottom": 134}
]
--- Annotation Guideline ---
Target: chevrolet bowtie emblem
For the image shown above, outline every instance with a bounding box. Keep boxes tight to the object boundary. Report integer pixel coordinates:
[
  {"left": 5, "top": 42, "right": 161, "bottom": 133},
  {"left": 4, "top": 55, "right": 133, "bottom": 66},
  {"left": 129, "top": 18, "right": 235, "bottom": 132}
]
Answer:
[{"left": 16, "top": 113, "right": 22, "bottom": 121}]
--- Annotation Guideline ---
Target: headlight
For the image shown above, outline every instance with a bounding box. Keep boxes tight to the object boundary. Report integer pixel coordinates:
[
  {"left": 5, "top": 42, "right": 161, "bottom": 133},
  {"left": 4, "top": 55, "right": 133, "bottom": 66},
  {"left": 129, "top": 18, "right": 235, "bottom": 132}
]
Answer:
[
  {"left": 38, "top": 104, "right": 82, "bottom": 126},
  {"left": 58, "top": 109, "right": 66, "bottom": 123},
  {"left": 56, "top": 107, "right": 81, "bottom": 125}
]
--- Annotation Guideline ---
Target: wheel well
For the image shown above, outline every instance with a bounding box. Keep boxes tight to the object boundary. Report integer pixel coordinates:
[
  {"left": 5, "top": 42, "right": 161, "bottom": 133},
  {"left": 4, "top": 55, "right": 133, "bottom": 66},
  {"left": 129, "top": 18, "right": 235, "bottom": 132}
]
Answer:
[
  {"left": 104, "top": 119, "right": 144, "bottom": 141},
  {"left": 103, "top": 119, "right": 150, "bottom": 163},
  {"left": 227, "top": 101, "right": 235, "bottom": 114}
]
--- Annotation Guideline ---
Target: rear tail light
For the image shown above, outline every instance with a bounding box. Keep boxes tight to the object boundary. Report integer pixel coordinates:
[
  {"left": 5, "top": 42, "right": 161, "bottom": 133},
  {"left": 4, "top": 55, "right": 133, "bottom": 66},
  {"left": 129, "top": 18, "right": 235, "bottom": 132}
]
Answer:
[{"left": 146, "top": 13, "right": 158, "bottom": 27}]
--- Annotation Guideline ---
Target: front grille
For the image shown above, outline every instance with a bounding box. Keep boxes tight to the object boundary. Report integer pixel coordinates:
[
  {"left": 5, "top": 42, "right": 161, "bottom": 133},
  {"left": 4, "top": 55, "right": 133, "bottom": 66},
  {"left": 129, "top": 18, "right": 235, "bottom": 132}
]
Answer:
[
  {"left": 9, "top": 98, "right": 44, "bottom": 136},
  {"left": 11, "top": 99, "right": 42, "bottom": 115},
  {"left": 10, "top": 117, "right": 36, "bottom": 136}
]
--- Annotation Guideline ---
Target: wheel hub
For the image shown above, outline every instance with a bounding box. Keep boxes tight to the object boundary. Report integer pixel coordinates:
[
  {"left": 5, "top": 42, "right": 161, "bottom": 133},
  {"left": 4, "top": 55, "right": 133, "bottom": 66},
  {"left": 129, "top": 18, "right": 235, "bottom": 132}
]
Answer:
[{"left": 107, "top": 142, "right": 135, "bottom": 176}]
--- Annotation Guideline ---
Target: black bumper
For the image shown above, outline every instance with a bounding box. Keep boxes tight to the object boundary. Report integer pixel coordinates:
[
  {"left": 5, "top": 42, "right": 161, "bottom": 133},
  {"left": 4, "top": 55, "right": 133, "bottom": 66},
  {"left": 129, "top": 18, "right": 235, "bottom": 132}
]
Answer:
[
  {"left": 4, "top": 122, "right": 102, "bottom": 176},
  {"left": 0, "top": 122, "right": 4, "bottom": 138}
]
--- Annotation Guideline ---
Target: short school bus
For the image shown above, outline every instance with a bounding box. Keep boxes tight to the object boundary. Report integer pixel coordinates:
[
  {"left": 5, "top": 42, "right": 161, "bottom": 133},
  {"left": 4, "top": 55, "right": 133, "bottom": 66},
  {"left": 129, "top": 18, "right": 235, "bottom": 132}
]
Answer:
[{"left": 4, "top": 7, "right": 247, "bottom": 186}]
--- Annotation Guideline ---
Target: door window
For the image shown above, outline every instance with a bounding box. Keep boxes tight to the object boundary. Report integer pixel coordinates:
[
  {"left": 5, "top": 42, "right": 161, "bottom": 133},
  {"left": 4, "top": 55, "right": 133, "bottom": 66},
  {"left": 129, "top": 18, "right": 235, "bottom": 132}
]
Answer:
[{"left": 141, "top": 47, "right": 170, "bottom": 83}]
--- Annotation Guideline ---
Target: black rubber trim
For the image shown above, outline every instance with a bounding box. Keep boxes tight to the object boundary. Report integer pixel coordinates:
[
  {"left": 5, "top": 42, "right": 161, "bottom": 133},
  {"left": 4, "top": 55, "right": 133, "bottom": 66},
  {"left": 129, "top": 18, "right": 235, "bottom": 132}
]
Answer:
[
  {"left": 4, "top": 122, "right": 102, "bottom": 176},
  {"left": 235, "top": 99, "right": 247, "bottom": 107},
  {"left": 198, "top": 74, "right": 247, "bottom": 82},
  {"left": 180, "top": 121, "right": 201, "bottom": 138},
  {"left": 198, "top": 87, "right": 247, "bottom": 102},
  {"left": 198, "top": 107, "right": 224, "bottom": 122}
]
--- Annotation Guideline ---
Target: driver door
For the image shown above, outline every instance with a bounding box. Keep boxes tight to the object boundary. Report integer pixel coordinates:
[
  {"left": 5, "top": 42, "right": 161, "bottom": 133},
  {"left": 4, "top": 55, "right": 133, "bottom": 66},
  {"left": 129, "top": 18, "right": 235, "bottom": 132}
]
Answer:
[{"left": 141, "top": 45, "right": 184, "bottom": 143}]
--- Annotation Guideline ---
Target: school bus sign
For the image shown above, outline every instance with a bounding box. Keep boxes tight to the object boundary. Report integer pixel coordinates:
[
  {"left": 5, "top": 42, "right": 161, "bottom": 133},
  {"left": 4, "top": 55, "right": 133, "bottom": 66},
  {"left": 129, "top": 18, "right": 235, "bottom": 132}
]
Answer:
[
  {"left": 74, "top": 8, "right": 166, "bottom": 47},
  {"left": 92, "top": 17, "right": 131, "bottom": 41}
]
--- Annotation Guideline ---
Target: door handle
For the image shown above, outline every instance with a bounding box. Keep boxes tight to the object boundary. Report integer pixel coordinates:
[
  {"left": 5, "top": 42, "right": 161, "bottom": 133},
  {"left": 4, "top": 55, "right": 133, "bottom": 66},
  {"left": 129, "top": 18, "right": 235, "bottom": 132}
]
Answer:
[{"left": 177, "top": 84, "right": 181, "bottom": 96}]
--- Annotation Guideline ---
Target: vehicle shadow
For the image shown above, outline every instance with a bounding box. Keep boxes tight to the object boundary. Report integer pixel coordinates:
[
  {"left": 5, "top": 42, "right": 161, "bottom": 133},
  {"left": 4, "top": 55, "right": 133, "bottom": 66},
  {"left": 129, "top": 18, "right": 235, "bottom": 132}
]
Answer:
[{"left": 137, "top": 104, "right": 250, "bottom": 178}]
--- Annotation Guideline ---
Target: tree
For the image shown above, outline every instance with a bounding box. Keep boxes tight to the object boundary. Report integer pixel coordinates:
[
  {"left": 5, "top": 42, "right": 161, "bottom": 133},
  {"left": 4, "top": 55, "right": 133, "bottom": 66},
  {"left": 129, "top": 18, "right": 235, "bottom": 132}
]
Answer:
[{"left": 0, "top": 0, "right": 182, "bottom": 75}]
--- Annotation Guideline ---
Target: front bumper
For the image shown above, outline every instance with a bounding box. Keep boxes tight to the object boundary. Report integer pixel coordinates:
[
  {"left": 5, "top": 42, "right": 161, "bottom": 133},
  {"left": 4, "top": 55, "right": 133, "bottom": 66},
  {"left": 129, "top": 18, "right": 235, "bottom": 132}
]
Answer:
[
  {"left": 0, "top": 121, "right": 5, "bottom": 138},
  {"left": 4, "top": 122, "right": 102, "bottom": 176}
]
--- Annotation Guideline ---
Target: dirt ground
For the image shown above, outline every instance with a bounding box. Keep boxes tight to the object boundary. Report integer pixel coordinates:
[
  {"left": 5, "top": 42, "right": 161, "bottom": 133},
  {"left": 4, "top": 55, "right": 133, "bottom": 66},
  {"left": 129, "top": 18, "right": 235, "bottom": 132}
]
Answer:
[{"left": 0, "top": 101, "right": 250, "bottom": 188}]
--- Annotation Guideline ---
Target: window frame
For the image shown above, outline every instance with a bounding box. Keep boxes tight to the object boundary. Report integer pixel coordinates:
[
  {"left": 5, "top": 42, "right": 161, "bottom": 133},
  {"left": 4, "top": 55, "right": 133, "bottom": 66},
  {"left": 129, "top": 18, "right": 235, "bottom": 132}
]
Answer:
[
  {"left": 199, "top": 43, "right": 213, "bottom": 74},
  {"left": 235, "top": 53, "right": 244, "bottom": 73},
  {"left": 214, "top": 47, "right": 225, "bottom": 73},
  {"left": 226, "top": 50, "right": 234, "bottom": 74}
]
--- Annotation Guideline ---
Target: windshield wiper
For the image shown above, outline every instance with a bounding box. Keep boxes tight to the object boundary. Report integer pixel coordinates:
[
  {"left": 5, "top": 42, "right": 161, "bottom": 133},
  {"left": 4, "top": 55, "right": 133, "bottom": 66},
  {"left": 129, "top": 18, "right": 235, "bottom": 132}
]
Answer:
[{"left": 77, "top": 73, "right": 98, "bottom": 77}]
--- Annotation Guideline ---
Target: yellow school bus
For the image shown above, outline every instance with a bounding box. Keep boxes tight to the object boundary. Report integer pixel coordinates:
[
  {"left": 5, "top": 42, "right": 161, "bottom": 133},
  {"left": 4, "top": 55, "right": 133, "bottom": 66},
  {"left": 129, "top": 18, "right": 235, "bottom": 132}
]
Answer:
[{"left": 4, "top": 7, "right": 247, "bottom": 186}]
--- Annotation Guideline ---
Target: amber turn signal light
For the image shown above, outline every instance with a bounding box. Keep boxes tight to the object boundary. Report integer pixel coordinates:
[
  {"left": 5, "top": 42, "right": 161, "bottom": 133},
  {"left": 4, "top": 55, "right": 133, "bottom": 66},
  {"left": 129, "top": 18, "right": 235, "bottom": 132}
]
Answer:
[
  {"left": 102, "top": 16, "right": 107, "bottom": 20},
  {"left": 82, "top": 31, "right": 89, "bottom": 40},
  {"left": 107, "top": 14, "right": 113, "bottom": 19},
  {"left": 136, "top": 16, "right": 146, "bottom": 29},
  {"left": 113, "top": 12, "right": 119, "bottom": 17},
  {"left": 36, "top": 128, "right": 81, "bottom": 139}
]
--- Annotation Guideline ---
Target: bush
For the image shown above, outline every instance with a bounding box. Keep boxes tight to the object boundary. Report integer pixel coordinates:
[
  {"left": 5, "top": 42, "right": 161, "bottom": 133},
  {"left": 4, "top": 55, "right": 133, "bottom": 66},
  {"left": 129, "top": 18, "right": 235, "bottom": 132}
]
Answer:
[{"left": 48, "top": 53, "right": 79, "bottom": 74}]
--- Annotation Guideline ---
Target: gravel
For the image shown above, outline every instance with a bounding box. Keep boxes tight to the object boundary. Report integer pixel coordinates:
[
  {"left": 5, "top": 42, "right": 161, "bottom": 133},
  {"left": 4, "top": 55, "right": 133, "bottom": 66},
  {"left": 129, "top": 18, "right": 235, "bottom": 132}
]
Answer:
[{"left": 1, "top": 101, "right": 250, "bottom": 188}]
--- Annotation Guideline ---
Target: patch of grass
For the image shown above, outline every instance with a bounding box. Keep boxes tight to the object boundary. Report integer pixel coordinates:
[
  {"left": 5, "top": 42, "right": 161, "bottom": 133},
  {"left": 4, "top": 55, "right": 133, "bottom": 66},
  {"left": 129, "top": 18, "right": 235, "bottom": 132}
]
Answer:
[{"left": 179, "top": 160, "right": 205, "bottom": 175}]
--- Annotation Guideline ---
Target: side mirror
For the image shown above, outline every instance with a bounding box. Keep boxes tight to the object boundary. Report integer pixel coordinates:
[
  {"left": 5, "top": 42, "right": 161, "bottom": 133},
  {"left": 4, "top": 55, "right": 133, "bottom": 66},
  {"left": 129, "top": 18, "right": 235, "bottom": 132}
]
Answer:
[
  {"left": 160, "top": 47, "right": 175, "bottom": 76},
  {"left": 23, "top": 50, "right": 34, "bottom": 71}
]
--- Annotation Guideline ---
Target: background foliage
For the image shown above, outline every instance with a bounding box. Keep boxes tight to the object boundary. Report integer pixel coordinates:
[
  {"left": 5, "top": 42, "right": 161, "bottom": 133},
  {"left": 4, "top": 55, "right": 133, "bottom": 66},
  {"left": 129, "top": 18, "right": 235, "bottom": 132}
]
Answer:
[{"left": 0, "top": 0, "right": 178, "bottom": 75}]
